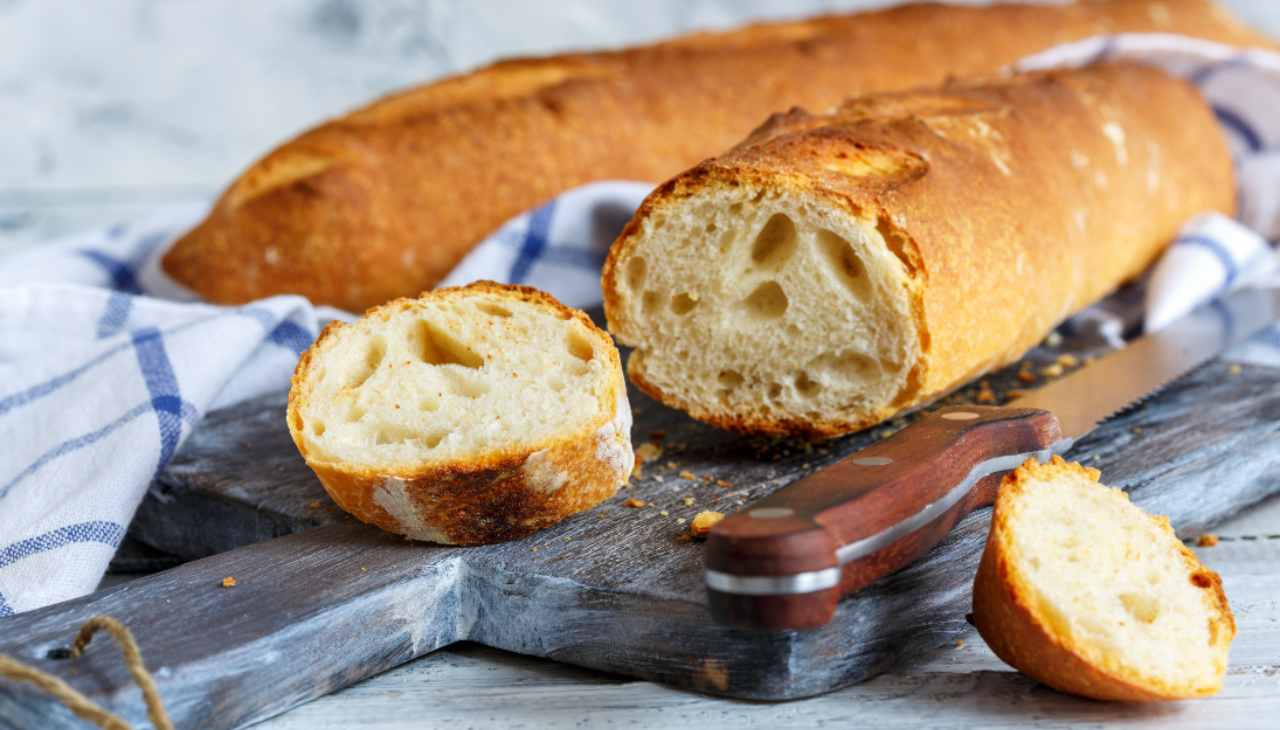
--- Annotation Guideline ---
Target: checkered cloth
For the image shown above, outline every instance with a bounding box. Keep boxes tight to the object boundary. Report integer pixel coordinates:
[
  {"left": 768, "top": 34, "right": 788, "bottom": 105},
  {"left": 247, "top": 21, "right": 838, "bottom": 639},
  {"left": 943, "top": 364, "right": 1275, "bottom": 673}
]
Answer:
[{"left": 2, "top": 35, "right": 1279, "bottom": 616}]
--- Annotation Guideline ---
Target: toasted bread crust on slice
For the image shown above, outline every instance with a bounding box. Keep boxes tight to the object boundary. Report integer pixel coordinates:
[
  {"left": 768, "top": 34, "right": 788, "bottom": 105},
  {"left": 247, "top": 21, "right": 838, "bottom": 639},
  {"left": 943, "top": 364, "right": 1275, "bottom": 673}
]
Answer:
[
  {"left": 287, "top": 281, "right": 633, "bottom": 544},
  {"left": 973, "top": 457, "right": 1235, "bottom": 701}
]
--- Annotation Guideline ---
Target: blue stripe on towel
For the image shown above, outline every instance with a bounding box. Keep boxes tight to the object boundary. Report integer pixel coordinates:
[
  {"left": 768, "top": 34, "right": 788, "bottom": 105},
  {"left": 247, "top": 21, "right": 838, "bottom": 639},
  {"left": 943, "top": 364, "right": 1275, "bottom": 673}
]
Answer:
[
  {"left": 1213, "top": 105, "right": 1263, "bottom": 152},
  {"left": 0, "top": 521, "right": 125, "bottom": 571},
  {"left": 267, "top": 320, "right": 315, "bottom": 356},
  {"left": 0, "top": 402, "right": 154, "bottom": 500},
  {"left": 508, "top": 201, "right": 556, "bottom": 284},
  {"left": 96, "top": 291, "right": 133, "bottom": 339},
  {"left": 132, "top": 328, "right": 184, "bottom": 471},
  {"left": 0, "top": 313, "right": 221, "bottom": 420},
  {"left": 1176, "top": 235, "right": 1240, "bottom": 288},
  {"left": 79, "top": 250, "right": 142, "bottom": 294},
  {"left": 0, "top": 591, "right": 11, "bottom": 617}
]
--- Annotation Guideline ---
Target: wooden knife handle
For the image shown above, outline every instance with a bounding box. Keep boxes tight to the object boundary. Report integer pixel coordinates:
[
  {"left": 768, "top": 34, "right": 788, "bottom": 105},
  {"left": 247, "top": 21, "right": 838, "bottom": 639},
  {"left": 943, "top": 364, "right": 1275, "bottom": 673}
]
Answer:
[{"left": 705, "top": 405, "right": 1062, "bottom": 631}]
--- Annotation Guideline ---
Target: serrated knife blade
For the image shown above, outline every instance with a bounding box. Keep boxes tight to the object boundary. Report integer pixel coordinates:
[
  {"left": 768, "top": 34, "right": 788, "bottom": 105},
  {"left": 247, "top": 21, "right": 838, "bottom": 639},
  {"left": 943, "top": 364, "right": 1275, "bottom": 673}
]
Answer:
[
  {"left": 1016, "top": 286, "right": 1280, "bottom": 445},
  {"left": 706, "top": 285, "right": 1280, "bottom": 631}
]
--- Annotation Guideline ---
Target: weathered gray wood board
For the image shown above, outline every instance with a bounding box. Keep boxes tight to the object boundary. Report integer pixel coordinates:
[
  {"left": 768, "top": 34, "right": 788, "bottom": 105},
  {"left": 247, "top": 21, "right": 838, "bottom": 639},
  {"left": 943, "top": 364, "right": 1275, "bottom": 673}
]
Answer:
[
  {"left": 258, "top": 532, "right": 1280, "bottom": 729},
  {"left": 2, "top": 358, "right": 1279, "bottom": 730}
]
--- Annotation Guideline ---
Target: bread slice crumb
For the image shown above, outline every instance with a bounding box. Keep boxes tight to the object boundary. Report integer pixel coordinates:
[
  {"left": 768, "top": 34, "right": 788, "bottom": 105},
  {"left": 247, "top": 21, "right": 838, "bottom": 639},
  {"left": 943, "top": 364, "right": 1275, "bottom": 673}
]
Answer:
[
  {"left": 690, "top": 511, "right": 726, "bottom": 538},
  {"left": 973, "top": 456, "right": 1235, "bottom": 701},
  {"left": 1197, "top": 533, "right": 1219, "bottom": 547}
]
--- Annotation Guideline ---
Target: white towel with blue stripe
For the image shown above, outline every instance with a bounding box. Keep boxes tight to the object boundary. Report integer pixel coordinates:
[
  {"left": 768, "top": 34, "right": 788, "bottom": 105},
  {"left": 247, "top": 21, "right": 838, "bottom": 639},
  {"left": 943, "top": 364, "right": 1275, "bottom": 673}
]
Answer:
[{"left": 2, "top": 34, "right": 1279, "bottom": 616}]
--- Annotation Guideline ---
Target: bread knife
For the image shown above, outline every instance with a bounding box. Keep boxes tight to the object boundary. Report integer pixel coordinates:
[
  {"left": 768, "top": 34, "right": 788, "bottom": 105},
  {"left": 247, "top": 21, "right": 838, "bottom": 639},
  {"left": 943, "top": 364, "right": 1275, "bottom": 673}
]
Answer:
[{"left": 705, "top": 286, "right": 1280, "bottom": 630}]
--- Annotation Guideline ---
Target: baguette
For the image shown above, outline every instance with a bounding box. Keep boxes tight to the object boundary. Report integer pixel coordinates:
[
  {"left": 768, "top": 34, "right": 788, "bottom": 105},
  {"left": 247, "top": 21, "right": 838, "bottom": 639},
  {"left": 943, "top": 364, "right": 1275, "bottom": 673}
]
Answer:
[
  {"left": 972, "top": 457, "right": 1235, "bottom": 700},
  {"left": 162, "top": 1, "right": 1271, "bottom": 311},
  {"left": 601, "top": 63, "right": 1233, "bottom": 438},
  {"left": 286, "top": 281, "right": 633, "bottom": 544}
]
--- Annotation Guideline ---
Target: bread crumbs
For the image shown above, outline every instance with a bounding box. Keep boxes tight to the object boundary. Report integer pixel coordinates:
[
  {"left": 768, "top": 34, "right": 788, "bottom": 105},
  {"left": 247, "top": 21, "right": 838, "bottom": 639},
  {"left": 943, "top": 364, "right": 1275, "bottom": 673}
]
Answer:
[
  {"left": 1016, "top": 366, "right": 1036, "bottom": 384},
  {"left": 1229, "top": 364, "right": 1243, "bottom": 375},
  {"left": 1039, "top": 363, "right": 1064, "bottom": 377},
  {"left": 715, "top": 479, "right": 734, "bottom": 489},
  {"left": 690, "top": 511, "right": 725, "bottom": 538},
  {"left": 679, "top": 470, "right": 697, "bottom": 481},
  {"left": 624, "top": 497, "right": 647, "bottom": 508},
  {"left": 632, "top": 442, "right": 664, "bottom": 478},
  {"left": 682, "top": 496, "right": 695, "bottom": 507},
  {"left": 1197, "top": 533, "right": 1219, "bottom": 547},
  {"left": 1056, "top": 353, "right": 1079, "bottom": 368},
  {"left": 659, "top": 510, "right": 670, "bottom": 517},
  {"left": 676, "top": 518, "right": 687, "bottom": 525},
  {"left": 220, "top": 576, "right": 237, "bottom": 588}
]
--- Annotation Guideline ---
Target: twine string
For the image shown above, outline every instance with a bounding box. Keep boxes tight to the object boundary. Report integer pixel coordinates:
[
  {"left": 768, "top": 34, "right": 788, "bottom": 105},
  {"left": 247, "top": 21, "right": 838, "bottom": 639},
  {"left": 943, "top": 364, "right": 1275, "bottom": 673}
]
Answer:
[{"left": 0, "top": 615, "right": 172, "bottom": 730}]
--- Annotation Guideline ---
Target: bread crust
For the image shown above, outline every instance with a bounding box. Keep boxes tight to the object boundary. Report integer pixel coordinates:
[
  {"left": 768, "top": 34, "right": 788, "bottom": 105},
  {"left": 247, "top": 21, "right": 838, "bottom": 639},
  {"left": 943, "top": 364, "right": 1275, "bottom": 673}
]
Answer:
[
  {"left": 287, "top": 281, "right": 634, "bottom": 544},
  {"left": 972, "top": 456, "right": 1236, "bottom": 701},
  {"left": 162, "top": 1, "right": 1273, "bottom": 311},
  {"left": 603, "top": 63, "right": 1234, "bottom": 438}
]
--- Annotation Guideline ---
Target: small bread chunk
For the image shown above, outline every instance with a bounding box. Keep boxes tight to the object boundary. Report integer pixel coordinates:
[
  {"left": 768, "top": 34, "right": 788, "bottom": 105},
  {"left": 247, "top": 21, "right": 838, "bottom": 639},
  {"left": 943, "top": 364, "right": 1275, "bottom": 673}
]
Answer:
[
  {"left": 973, "top": 457, "right": 1235, "bottom": 701},
  {"left": 287, "top": 282, "right": 634, "bottom": 544}
]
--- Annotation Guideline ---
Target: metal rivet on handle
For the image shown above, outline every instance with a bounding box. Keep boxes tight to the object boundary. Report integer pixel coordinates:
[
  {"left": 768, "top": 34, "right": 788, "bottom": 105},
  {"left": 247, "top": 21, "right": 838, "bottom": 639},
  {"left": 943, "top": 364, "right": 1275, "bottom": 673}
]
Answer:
[
  {"left": 851, "top": 456, "right": 894, "bottom": 466},
  {"left": 749, "top": 507, "right": 795, "bottom": 519},
  {"left": 941, "top": 411, "right": 980, "bottom": 421}
]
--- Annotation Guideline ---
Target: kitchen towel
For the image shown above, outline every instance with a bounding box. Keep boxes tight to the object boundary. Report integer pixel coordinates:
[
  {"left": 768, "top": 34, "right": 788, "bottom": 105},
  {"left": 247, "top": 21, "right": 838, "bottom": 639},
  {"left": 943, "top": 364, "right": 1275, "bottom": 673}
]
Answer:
[{"left": 2, "top": 34, "right": 1279, "bottom": 616}]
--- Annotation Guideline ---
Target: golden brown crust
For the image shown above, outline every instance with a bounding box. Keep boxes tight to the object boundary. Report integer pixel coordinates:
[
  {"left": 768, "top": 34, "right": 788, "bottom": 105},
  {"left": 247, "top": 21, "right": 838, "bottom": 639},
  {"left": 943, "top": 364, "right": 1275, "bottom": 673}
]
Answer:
[
  {"left": 972, "top": 456, "right": 1236, "bottom": 701},
  {"left": 163, "top": 1, "right": 1273, "bottom": 311},
  {"left": 286, "top": 281, "right": 633, "bottom": 545},
  {"left": 604, "top": 62, "right": 1234, "bottom": 438}
]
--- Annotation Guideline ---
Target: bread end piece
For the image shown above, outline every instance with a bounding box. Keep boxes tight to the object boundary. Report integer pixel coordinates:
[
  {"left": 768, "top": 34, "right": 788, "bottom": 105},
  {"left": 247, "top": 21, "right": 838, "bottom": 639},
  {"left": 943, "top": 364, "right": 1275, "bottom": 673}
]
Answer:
[
  {"left": 288, "top": 281, "right": 633, "bottom": 544},
  {"left": 973, "top": 456, "right": 1235, "bottom": 701},
  {"left": 604, "top": 168, "right": 924, "bottom": 439}
]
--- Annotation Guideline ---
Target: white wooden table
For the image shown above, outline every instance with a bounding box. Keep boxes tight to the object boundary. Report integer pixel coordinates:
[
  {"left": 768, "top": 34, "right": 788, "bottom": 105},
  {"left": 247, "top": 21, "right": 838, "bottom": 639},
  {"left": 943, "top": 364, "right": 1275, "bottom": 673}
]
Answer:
[{"left": 3, "top": 2, "right": 1279, "bottom": 727}]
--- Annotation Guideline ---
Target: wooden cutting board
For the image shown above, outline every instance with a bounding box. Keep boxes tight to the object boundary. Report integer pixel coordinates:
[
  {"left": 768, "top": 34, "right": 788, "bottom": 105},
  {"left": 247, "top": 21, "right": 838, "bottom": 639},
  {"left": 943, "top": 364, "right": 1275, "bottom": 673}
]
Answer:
[{"left": 2, "top": 349, "right": 1279, "bottom": 730}]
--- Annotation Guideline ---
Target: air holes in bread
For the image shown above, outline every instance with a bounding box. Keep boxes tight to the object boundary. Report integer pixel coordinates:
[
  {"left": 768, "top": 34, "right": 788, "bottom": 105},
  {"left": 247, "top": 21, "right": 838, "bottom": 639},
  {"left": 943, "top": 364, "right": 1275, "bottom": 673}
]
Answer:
[
  {"left": 1119, "top": 592, "right": 1160, "bottom": 624},
  {"left": 422, "top": 431, "right": 447, "bottom": 449},
  {"left": 374, "top": 424, "right": 418, "bottom": 446},
  {"left": 742, "top": 280, "right": 788, "bottom": 320},
  {"left": 566, "top": 328, "right": 595, "bottom": 362},
  {"left": 749, "top": 213, "right": 798, "bottom": 271},
  {"left": 642, "top": 290, "right": 661, "bottom": 314},
  {"left": 420, "top": 397, "right": 440, "bottom": 412},
  {"left": 718, "top": 370, "right": 744, "bottom": 387},
  {"left": 795, "top": 370, "right": 821, "bottom": 397},
  {"left": 311, "top": 421, "right": 326, "bottom": 437},
  {"left": 476, "top": 302, "right": 512, "bottom": 318},
  {"left": 446, "top": 372, "right": 488, "bottom": 398},
  {"left": 816, "top": 230, "right": 871, "bottom": 300},
  {"left": 346, "top": 403, "right": 365, "bottom": 422},
  {"left": 626, "top": 256, "right": 647, "bottom": 290},
  {"left": 671, "top": 292, "right": 699, "bottom": 315},
  {"left": 415, "top": 320, "right": 483, "bottom": 368},
  {"left": 346, "top": 338, "right": 386, "bottom": 390}
]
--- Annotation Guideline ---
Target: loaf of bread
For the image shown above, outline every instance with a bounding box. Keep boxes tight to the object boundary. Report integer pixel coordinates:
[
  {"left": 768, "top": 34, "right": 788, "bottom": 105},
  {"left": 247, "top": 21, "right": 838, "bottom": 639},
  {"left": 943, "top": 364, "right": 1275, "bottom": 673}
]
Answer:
[
  {"left": 601, "top": 63, "right": 1233, "bottom": 438},
  {"left": 162, "top": 1, "right": 1271, "bottom": 312},
  {"left": 972, "top": 457, "right": 1235, "bottom": 700},
  {"left": 286, "top": 282, "right": 633, "bottom": 544}
]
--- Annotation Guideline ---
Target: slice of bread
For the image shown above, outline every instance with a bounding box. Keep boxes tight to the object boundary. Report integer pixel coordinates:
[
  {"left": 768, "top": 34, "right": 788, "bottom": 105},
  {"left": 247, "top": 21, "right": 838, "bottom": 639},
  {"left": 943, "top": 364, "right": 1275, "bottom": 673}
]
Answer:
[
  {"left": 973, "top": 457, "right": 1235, "bottom": 701},
  {"left": 287, "top": 281, "right": 634, "bottom": 544}
]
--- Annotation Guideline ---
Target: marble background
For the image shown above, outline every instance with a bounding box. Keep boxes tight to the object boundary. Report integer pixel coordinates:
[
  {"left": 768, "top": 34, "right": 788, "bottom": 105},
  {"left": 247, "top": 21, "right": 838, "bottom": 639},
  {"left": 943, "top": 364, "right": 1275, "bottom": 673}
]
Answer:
[{"left": 1, "top": 0, "right": 1276, "bottom": 252}]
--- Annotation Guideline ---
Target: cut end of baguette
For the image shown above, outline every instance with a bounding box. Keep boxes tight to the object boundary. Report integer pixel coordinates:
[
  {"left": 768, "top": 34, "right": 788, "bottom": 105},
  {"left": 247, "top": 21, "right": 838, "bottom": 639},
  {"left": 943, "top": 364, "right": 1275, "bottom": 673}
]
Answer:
[
  {"left": 287, "top": 281, "right": 633, "bottom": 544},
  {"left": 604, "top": 178, "right": 919, "bottom": 438},
  {"left": 973, "top": 457, "right": 1235, "bottom": 701}
]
